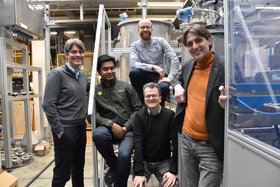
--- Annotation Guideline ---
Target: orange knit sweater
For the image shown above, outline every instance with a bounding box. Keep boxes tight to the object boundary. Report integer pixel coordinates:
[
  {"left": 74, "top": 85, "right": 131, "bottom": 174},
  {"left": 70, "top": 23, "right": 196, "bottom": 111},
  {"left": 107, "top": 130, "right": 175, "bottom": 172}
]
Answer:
[{"left": 182, "top": 50, "right": 214, "bottom": 140}]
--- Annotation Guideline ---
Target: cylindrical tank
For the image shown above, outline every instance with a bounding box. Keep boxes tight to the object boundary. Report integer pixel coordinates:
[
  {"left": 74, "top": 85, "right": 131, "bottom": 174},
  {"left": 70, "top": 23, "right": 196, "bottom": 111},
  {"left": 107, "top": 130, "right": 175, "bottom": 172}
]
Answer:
[{"left": 117, "top": 20, "right": 174, "bottom": 81}]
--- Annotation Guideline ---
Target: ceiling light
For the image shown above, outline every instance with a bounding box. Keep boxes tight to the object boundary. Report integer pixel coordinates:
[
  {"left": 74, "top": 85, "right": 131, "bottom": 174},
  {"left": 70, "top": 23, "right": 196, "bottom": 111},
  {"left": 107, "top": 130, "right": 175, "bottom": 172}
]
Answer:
[
  {"left": 137, "top": 2, "right": 184, "bottom": 8},
  {"left": 64, "top": 31, "right": 76, "bottom": 34},
  {"left": 50, "top": 31, "right": 57, "bottom": 35},
  {"left": 33, "top": 4, "right": 45, "bottom": 10}
]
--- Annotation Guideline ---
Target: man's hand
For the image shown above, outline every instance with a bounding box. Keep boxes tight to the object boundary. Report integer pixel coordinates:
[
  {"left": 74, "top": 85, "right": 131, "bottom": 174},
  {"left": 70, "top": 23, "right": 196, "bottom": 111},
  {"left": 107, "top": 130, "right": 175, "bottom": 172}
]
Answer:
[
  {"left": 218, "top": 85, "right": 227, "bottom": 109},
  {"left": 158, "top": 77, "right": 171, "bottom": 84},
  {"left": 122, "top": 126, "right": 128, "bottom": 134},
  {"left": 174, "top": 84, "right": 185, "bottom": 103},
  {"left": 111, "top": 123, "right": 124, "bottom": 139},
  {"left": 153, "top": 65, "right": 165, "bottom": 79},
  {"left": 57, "top": 131, "right": 64, "bottom": 139},
  {"left": 132, "top": 176, "right": 147, "bottom": 187},
  {"left": 162, "top": 172, "right": 176, "bottom": 187}
]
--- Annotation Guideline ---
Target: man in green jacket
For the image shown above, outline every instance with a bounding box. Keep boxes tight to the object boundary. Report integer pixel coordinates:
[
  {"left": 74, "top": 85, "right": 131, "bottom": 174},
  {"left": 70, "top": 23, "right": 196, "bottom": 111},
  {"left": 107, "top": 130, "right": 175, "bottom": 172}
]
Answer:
[{"left": 92, "top": 54, "right": 142, "bottom": 187}]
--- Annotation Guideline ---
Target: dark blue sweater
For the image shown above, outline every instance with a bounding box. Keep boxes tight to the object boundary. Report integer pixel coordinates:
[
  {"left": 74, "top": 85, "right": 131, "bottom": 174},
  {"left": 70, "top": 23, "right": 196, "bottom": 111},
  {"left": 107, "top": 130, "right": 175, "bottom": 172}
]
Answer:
[{"left": 133, "top": 107, "right": 178, "bottom": 176}]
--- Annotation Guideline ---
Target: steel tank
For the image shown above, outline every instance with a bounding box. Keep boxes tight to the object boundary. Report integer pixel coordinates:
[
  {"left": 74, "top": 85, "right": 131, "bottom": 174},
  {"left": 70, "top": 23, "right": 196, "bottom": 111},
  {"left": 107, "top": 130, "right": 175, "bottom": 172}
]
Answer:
[{"left": 117, "top": 20, "right": 174, "bottom": 81}]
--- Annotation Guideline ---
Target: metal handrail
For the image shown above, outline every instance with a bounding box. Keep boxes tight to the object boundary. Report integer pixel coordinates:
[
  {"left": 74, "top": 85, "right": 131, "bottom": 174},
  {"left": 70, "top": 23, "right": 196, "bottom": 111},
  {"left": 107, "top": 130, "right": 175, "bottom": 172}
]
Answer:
[{"left": 87, "top": 4, "right": 112, "bottom": 187}]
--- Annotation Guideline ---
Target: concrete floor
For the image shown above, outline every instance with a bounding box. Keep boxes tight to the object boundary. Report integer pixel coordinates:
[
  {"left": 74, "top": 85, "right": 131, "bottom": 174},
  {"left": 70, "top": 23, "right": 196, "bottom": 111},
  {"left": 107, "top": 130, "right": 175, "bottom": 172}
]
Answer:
[
  {"left": 10, "top": 145, "right": 94, "bottom": 187},
  {"left": 9, "top": 142, "right": 162, "bottom": 187}
]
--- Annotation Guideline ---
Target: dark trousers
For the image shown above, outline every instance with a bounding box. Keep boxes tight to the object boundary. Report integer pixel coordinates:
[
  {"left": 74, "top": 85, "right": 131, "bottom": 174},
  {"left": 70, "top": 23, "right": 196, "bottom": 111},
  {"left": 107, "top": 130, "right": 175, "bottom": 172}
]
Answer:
[
  {"left": 52, "top": 124, "right": 86, "bottom": 187},
  {"left": 93, "top": 126, "right": 134, "bottom": 187},
  {"left": 129, "top": 69, "right": 170, "bottom": 106}
]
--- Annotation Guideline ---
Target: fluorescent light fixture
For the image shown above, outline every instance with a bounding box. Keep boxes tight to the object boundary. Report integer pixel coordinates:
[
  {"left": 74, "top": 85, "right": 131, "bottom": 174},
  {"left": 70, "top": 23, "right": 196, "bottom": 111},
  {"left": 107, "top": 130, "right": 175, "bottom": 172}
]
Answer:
[
  {"left": 256, "top": 6, "right": 280, "bottom": 10},
  {"left": 137, "top": 2, "right": 184, "bottom": 8},
  {"left": 64, "top": 31, "right": 76, "bottom": 34},
  {"left": 50, "top": 31, "right": 57, "bottom": 35},
  {"left": 20, "top": 23, "right": 28, "bottom": 30},
  {"left": 33, "top": 5, "right": 45, "bottom": 10}
]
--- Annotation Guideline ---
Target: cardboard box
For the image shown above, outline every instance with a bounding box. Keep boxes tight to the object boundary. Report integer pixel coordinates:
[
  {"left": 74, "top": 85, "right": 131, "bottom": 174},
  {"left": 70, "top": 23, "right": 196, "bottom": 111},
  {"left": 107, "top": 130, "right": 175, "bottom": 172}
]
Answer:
[
  {"left": 0, "top": 171, "right": 19, "bottom": 187},
  {"left": 34, "top": 140, "right": 50, "bottom": 156},
  {"left": 13, "top": 100, "right": 34, "bottom": 137},
  {"left": 0, "top": 153, "right": 3, "bottom": 174}
]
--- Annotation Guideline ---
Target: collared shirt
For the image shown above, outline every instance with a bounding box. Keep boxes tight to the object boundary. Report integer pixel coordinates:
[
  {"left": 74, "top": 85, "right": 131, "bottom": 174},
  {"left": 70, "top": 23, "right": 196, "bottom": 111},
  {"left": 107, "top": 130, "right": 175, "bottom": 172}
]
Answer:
[
  {"left": 147, "top": 105, "right": 162, "bottom": 116},
  {"left": 66, "top": 63, "right": 80, "bottom": 80},
  {"left": 129, "top": 37, "right": 180, "bottom": 81}
]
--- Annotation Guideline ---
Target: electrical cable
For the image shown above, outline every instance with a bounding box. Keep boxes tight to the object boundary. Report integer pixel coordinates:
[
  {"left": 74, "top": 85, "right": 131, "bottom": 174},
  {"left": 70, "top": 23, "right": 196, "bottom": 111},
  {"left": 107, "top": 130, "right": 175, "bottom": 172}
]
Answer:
[
  {"left": 236, "top": 98, "right": 280, "bottom": 115},
  {"left": 237, "top": 98, "right": 280, "bottom": 149}
]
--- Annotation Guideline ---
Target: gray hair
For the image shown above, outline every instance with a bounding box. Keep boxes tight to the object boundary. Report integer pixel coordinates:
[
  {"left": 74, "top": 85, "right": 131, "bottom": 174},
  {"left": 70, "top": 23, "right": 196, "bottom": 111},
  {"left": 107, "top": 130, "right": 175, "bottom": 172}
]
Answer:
[
  {"left": 143, "top": 82, "right": 161, "bottom": 96},
  {"left": 64, "top": 38, "right": 85, "bottom": 53}
]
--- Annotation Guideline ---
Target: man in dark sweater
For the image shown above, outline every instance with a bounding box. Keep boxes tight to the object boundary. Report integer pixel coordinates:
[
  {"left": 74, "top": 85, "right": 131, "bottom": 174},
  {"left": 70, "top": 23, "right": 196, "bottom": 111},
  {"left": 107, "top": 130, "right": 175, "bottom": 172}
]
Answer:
[
  {"left": 42, "top": 38, "right": 89, "bottom": 187},
  {"left": 133, "top": 82, "right": 178, "bottom": 187}
]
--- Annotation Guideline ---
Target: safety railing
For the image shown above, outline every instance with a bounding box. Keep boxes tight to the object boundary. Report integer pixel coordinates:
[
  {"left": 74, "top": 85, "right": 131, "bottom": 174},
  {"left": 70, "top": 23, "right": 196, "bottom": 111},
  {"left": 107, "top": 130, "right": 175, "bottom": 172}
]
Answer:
[{"left": 87, "top": 4, "right": 111, "bottom": 187}]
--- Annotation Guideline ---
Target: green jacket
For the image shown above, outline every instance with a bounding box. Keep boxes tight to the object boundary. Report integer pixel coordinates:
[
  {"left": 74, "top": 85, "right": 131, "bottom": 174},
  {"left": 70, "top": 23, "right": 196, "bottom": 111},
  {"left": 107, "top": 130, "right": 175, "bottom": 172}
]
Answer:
[{"left": 95, "top": 78, "right": 142, "bottom": 131}]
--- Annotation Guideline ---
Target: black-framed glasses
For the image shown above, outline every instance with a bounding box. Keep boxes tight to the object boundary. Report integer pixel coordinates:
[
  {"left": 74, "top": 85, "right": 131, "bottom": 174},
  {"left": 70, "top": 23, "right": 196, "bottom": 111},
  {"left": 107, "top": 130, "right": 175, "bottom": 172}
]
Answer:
[{"left": 144, "top": 94, "right": 159, "bottom": 99}]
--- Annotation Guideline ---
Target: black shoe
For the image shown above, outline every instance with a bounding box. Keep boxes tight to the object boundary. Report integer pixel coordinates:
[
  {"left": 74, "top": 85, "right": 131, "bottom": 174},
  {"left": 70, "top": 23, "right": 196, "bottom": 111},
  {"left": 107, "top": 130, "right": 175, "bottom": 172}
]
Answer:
[{"left": 104, "top": 166, "right": 115, "bottom": 186}]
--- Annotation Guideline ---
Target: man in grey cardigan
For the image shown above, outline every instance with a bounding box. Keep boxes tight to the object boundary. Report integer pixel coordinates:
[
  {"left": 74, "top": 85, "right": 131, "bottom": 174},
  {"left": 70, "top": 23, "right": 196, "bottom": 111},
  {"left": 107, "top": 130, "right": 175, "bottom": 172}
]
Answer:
[{"left": 42, "top": 38, "right": 89, "bottom": 187}]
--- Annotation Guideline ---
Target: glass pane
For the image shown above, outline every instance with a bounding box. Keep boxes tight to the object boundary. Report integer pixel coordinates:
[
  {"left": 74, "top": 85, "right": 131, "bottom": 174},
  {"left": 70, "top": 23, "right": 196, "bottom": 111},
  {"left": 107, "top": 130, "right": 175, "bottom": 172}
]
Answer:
[{"left": 227, "top": 0, "right": 280, "bottom": 150}]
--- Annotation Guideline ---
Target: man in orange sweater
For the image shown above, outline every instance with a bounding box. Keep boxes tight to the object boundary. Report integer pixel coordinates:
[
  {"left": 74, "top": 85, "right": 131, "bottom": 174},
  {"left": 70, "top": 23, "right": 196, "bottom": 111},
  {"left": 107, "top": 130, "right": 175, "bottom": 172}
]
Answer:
[{"left": 173, "top": 24, "right": 226, "bottom": 187}]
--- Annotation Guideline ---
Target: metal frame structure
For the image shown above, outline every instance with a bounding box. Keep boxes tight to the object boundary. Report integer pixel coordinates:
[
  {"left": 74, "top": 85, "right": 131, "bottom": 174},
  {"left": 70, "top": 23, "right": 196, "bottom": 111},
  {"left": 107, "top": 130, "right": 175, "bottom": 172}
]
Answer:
[
  {"left": 87, "top": 4, "right": 111, "bottom": 187},
  {"left": 224, "top": 1, "right": 280, "bottom": 186},
  {"left": 42, "top": 3, "right": 130, "bottom": 186},
  {"left": 0, "top": 37, "right": 44, "bottom": 168}
]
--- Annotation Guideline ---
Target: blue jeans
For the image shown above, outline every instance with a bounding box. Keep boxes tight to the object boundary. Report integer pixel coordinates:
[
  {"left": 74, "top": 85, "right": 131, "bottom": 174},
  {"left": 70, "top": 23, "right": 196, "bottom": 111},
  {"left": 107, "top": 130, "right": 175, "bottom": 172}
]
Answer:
[
  {"left": 180, "top": 132, "right": 223, "bottom": 187},
  {"left": 93, "top": 126, "right": 133, "bottom": 187},
  {"left": 129, "top": 69, "right": 170, "bottom": 106}
]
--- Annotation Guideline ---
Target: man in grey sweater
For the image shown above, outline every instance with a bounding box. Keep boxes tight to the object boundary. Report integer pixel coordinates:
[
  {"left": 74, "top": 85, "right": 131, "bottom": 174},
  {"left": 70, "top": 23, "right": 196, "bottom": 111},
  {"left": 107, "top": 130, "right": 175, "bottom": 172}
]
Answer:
[
  {"left": 42, "top": 38, "right": 89, "bottom": 187},
  {"left": 129, "top": 19, "right": 180, "bottom": 106}
]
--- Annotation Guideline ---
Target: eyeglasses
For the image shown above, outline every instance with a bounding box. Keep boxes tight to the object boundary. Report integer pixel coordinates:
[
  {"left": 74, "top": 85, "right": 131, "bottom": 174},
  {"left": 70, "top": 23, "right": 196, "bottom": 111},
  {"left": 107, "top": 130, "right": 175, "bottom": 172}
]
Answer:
[
  {"left": 139, "top": 26, "right": 152, "bottom": 30},
  {"left": 145, "top": 94, "right": 159, "bottom": 99}
]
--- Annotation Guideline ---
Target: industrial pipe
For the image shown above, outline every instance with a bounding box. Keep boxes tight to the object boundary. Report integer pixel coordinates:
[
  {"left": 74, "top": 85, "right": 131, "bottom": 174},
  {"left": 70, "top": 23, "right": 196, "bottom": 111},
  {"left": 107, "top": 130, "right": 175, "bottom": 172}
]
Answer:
[
  {"left": 176, "top": 7, "right": 221, "bottom": 22},
  {"left": 141, "top": 0, "right": 147, "bottom": 19},
  {"left": 80, "top": 2, "right": 83, "bottom": 20}
]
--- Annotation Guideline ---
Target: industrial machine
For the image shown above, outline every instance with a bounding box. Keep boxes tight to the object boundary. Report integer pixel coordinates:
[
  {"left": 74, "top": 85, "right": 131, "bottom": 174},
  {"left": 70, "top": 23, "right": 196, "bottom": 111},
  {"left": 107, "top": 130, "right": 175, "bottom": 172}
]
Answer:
[
  {"left": 224, "top": 0, "right": 280, "bottom": 186},
  {"left": 176, "top": 0, "right": 224, "bottom": 63},
  {"left": 0, "top": 0, "right": 45, "bottom": 169},
  {"left": 0, "top": 0, "right": 44, "bottom": 39}
]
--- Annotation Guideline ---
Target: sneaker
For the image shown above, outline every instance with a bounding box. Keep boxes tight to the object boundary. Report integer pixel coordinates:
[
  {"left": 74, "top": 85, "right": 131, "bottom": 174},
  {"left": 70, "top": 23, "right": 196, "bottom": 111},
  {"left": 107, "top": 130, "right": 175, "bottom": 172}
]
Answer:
[{"left": 104, "top": 166, "right": 115, "bottom": 186}]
